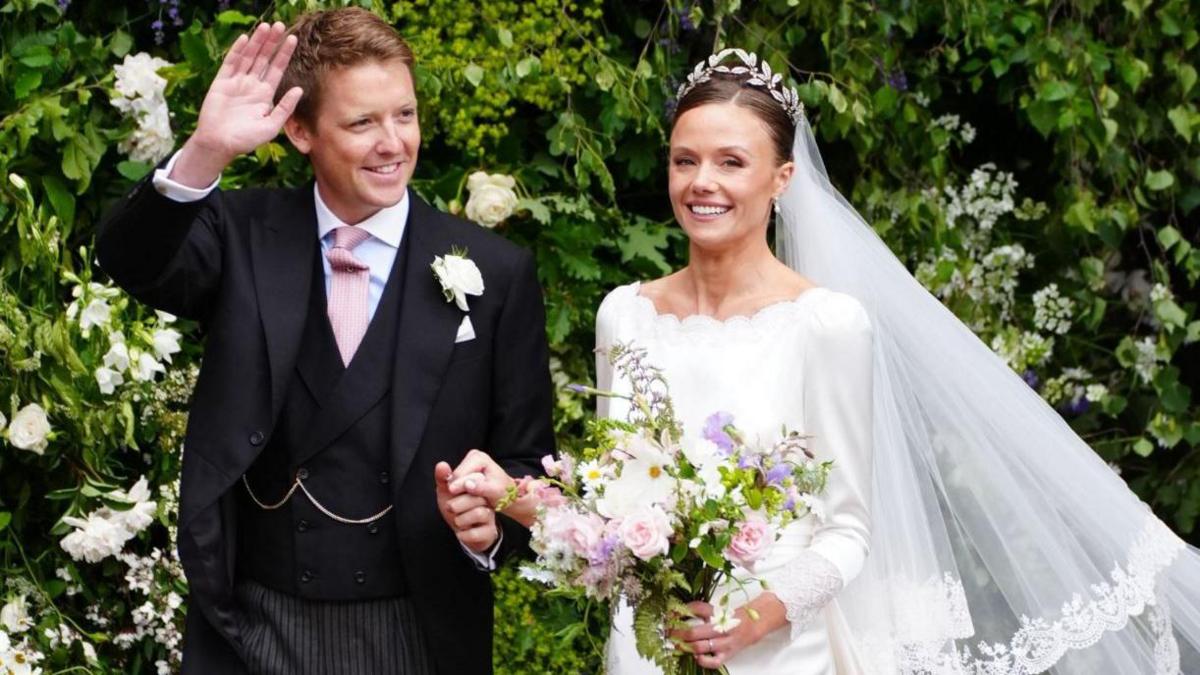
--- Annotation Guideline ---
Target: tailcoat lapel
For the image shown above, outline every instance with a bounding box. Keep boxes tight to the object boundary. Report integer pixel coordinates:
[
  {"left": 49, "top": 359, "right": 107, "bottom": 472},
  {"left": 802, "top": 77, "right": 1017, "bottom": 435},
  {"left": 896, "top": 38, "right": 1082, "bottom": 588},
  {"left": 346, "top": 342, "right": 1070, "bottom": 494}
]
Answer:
[
  {"left": 251, "top": 184, "right": 317, "bottom": 424},
  {"left": 388, "top": 194, "right": 463, "bottom": 489}
]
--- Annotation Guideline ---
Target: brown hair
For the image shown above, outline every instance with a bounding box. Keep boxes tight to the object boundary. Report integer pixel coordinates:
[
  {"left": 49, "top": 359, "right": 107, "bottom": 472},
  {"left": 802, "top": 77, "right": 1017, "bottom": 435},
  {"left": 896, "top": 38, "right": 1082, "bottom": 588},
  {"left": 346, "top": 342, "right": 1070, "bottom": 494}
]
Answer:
[
  {"left": 276, "top": 7, "right": 415, "bottom": 126},
  {"left": 672, "top": 73, "right": 795, "bottom": 164}
]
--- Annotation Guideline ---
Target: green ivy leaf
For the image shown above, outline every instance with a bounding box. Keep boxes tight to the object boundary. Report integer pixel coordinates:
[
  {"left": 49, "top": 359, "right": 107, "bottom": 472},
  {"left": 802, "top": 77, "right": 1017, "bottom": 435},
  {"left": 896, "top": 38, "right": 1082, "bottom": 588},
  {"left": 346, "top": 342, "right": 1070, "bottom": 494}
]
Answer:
[
  {"left": 1167, "top": 105, "right": 1194, "bottom": 142},
  {"left": 217, "top": 10, "right": 257, "bottom": 25},
  {"left": 1132, "top": 438, "right": 1155, "bottom": 457},
  {"left": 116, "top": 160, "right": 151, "bottom": 181},
  {"left": 110, "top": 29, "right": 133, "bottom": 58},
  {"left": 827, "top": 83, "right": 848, "bottom": 114}
]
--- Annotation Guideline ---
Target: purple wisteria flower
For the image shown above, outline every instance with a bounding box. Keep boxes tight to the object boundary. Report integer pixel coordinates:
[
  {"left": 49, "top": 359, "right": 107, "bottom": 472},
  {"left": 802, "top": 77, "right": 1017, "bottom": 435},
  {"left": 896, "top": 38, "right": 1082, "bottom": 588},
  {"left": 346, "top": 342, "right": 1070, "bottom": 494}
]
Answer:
[
  {"left": 1063, "top": 397, "right": 1090, "bottom": 416},
  {"left": 1022, "top": 369, "right": 1040, "bottom": 389},
  {"left": 703, "top": 412, "right": 736, "bottom": 455}
]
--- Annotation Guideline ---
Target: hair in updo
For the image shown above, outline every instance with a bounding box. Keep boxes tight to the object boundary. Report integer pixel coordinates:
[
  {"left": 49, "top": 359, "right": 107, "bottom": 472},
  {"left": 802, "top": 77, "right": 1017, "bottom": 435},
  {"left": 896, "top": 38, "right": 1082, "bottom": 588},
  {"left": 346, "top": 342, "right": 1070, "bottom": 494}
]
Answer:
[{"left": 672, "top": 72, "right": 796, "bottom": 164}]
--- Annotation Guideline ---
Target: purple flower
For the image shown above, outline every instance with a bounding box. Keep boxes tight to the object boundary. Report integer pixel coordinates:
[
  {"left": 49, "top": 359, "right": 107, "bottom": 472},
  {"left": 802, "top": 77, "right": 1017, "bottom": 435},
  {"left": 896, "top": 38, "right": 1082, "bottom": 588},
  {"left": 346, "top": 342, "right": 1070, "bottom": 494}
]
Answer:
[
  {"left": 56, "top": 0, "right": 69, "bottom": 10},
  {"left": 886, "top": 70, "right": 909, "bottom": 92},
  {"left": 151, "top": 18, "right": 164, "bottom": 30},
  {"left": 1064, "top": 397, "right": 1091, "bottom": 416},
  {"left": 737, "top": 453, "right": 759, "bottom": 470},
  {"left": 765, "top": 463, "right": 790, "bottom": 486},
  {"left": 703, "top": 412, "right": 736, "bottom": 455},
  {"left": 677, "top": 6, "right": 696, "bottom": 32},
  {"left": 566, "top": 383, "right": 588, "bottom": 394},
  {"left": 1022, "top": 369, "right": 1040, "bottom": 389}
]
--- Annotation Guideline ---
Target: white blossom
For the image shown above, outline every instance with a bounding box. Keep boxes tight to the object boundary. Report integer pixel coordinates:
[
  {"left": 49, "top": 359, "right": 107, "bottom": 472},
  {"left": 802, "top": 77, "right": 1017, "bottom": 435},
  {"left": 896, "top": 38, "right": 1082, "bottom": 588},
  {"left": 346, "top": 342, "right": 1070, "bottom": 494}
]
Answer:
[
  {"left": 59, "top": 477, "right": 158, "bottom": 563},
  {"left": 1133, "top": 337, "right": 1165, "bottom": 383},
  {"left": 131, "top": 350, "right": 166, "bottom": 382},
  {"left": 1085, "top": 384, "right": 1109, "bottom": 402},
  {"left": 0, "top": 596, "right": 32, "bottom": 634},
  {"left": 103, "top": 339, "right": 130, "bottom": 372},
  {"left": 95, "top": 366, "right": 125, "bottom": 395},
  {"left": 1033, "top": 283, "right": 1075, "bottom": 335},
  {"left": 151, "top": 328, "right": 182, "bottom": 362},
  {"left": 78, "top": 298, "right": 113, "bottom": 335},
  {"left": 111, "top": 53, "right": 175, "bottom": 164}
]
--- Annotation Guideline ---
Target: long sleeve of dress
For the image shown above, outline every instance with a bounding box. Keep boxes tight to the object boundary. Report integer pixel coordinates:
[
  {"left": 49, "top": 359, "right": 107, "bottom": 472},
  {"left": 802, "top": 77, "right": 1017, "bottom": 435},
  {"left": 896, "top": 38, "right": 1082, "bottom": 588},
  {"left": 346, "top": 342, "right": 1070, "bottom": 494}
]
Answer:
[
  {"left": 594, "top": 289, "right": 620, "bottom": 419},
  {"left": 763, "top": 294, "right": 875, "bottom": 639}
]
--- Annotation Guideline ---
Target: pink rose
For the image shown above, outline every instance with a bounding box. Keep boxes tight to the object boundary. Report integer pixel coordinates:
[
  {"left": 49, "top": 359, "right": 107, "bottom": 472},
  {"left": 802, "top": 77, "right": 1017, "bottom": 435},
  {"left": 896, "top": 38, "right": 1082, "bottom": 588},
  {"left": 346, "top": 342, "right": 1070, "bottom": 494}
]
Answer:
[
  {"left": 561, "top": 513, "right": 605, "bottom": 558},
  {"left": 725, "top": 515, "right": 775, "bottom": 570},
  {"left": 619, "top": 506, "right": 673, "bottom": 561},
  {"left": 534, "top": 484, "right": 566, "bottom": 508}
]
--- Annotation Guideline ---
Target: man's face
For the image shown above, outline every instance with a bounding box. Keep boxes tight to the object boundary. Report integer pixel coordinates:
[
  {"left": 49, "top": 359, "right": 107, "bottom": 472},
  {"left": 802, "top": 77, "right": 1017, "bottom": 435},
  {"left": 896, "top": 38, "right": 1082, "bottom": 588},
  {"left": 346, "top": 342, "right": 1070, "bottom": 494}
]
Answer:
[{"left": 285, "top": 59, "right": 420, "bottom": 225}]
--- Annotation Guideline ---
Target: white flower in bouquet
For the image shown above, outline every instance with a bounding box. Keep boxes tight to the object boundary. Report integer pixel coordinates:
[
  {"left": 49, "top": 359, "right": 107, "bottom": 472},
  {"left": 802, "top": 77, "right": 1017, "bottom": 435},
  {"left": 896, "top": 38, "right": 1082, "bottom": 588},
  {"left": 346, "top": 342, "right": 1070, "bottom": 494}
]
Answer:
[
  {"left": 152, "top": 327, "right": 183, "bottom": 362},
  {"left": 7, "top": 403, "right": 51, "bottom": 454},
  {"left": 95, "top": 366, "right": 125, "bottom": 395},
  {"left": 0, "top": 596, "right": 32, "bottom": 634},
  {"left": 155, "top": 310, "right": 177, "bottom": 324},
  {"left": 131, "top": 350, "right": 166, "bottom": 382},
  {"left": 576, "top": 458, "right": 611, "bottom": 493},
  {"left": 464, "top": 171, "right": 518, "bottom": 228},
  {"left": 0, "top": 629, "right": 44, "bottom": 675},
  {"left": 596, "top": 432, "right": 676, "bottom": 519},
  {"left": 710, "top": 603, "right": 742, "bottom": 633}
]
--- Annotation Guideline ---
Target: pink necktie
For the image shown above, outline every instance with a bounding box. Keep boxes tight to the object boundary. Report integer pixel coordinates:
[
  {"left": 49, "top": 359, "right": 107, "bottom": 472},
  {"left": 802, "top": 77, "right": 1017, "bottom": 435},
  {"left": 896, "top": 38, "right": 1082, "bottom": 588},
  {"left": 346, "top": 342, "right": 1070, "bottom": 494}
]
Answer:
[{"left": 325, "top": 226, "right": 372, "bottom": 365}]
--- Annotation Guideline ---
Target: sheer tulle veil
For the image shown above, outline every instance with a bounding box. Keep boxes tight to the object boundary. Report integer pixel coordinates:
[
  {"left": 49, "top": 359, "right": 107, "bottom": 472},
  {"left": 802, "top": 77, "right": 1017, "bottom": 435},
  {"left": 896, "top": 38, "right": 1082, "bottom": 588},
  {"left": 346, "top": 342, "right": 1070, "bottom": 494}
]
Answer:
[{"left": 775, "top": 114, "right": 1200, "bottom": 673}]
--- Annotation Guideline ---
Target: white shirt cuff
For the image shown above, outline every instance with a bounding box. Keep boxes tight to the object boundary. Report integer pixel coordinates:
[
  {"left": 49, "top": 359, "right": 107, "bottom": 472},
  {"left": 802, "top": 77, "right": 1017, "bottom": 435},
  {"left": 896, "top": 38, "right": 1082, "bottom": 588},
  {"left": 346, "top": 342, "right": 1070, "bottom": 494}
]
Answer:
[
  {"left": 151, "top": 149, "right": 221, "bottom": 202},
  {"left": 460, "top": 529, "right": 503, "bottom": 571}
]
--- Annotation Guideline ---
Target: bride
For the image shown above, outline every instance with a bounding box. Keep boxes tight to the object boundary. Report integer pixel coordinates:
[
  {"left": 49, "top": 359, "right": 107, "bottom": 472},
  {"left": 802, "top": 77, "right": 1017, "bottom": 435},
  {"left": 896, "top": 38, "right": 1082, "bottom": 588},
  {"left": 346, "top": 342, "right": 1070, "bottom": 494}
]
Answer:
[{"left": 445, "top": 49, "right": 1200, "bottom": 674}]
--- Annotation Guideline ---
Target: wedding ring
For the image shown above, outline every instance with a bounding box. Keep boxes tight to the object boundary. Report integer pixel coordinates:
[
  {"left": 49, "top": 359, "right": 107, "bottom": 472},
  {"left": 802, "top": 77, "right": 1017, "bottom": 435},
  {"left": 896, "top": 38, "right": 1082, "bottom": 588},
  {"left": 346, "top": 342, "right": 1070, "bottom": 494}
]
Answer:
[{"left": 707, "top": 638, "right": 715, "bottom": 653}]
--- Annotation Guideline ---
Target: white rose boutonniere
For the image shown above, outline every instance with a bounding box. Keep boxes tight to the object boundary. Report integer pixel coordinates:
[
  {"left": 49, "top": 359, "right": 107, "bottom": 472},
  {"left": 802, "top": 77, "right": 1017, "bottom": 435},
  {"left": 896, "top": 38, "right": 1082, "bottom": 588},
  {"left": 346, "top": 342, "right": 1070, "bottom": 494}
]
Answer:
[
  {"left": 464, "top": 171, "right": 518, "bottom": 228},
  {"left": 432, "top": 250, "right": 485, "bottom": 312},
  {"left": 7, "top": 403, "right": 51, "bottom": 455}
]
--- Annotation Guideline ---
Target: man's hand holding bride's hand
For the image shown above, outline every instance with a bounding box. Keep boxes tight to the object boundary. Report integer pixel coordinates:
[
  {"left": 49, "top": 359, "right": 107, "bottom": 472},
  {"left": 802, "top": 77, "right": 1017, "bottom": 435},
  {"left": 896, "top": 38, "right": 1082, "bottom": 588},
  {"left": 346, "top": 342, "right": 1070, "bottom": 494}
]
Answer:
[
  {"left": 670, "top": 594, "right": 788, "bottom": 669},
  {"left": 434, "top": 460, "right": 499, "bottom": 553},
  {"left": 446, "top": 449, "right": 540, "bottom": 528}
]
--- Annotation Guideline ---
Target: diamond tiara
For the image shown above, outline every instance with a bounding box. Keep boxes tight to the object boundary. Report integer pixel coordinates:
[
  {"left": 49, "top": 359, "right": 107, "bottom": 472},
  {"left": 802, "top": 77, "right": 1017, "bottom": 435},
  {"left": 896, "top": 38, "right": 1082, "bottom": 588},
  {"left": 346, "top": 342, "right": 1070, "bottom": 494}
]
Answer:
[{"left": 675, "top": 48, "right": 805, "bottom": 125}]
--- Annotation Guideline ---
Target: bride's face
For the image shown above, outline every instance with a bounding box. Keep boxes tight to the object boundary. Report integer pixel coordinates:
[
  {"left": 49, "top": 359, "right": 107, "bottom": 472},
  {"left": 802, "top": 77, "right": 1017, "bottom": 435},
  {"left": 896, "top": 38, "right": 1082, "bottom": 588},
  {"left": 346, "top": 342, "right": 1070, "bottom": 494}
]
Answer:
[{"left": 668, "top": 102, "right": 793, "bottom": 253}]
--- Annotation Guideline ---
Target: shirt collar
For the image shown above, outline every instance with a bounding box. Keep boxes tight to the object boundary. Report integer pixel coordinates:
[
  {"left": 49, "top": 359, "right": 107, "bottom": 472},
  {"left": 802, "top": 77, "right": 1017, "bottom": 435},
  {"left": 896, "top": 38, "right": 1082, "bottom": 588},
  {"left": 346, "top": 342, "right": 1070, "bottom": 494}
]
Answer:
[{"left": 313, "top": 183, "right": 409, "bottom": 249}]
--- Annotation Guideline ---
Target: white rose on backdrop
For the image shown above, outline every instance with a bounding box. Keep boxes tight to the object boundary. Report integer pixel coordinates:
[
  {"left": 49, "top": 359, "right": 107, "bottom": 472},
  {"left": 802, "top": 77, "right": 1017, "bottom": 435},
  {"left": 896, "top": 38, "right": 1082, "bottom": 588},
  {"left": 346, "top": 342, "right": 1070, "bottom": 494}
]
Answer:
[
  {"left": 7, "top": 403, "right": 51, "bottom": 454},
  {"left": 464, "top": 171, "right": 519, "bottom": 228},
  {"left": 431, "top": 254, "right": 485, "bottom": 311},
  {"left": 0, "top": 596, "right": 32, "bottom": 634},
  {"left": 152, "top": 328, "right": 182, "bottom": 362}
]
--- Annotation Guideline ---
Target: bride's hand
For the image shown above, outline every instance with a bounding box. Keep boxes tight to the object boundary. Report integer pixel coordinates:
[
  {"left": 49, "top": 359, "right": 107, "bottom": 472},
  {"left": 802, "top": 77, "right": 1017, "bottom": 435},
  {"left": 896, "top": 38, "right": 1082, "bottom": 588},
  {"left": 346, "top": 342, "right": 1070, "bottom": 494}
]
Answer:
[
  {"left": 671, "top": 594, "right": 788, "bottom": 669},
  {"left": 447, "top": 449, "right": 541, "bottom": 528}
]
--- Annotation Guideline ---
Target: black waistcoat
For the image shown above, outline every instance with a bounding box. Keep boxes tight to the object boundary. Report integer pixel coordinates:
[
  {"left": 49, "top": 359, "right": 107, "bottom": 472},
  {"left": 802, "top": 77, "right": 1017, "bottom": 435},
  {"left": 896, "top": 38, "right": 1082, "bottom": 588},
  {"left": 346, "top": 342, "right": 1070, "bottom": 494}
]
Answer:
[{"left": 236, "top": 230, "right": 410, "bottom": 601}]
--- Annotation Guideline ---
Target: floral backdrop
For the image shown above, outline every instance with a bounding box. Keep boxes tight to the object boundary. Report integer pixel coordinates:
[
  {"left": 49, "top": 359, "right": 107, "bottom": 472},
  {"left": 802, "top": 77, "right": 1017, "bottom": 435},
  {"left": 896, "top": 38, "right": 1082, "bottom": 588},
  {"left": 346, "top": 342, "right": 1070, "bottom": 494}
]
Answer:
[{"left": 0, "top": 0, "right": 1196, "bottom": 672}]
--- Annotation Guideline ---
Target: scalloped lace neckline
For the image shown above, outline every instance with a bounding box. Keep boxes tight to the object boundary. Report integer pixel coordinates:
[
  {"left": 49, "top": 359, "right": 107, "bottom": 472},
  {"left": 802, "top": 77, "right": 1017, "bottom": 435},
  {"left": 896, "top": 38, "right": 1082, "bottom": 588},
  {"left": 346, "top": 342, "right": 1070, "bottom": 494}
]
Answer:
[{"left": 628, "top": 281, "right": 827, "bottom": 329}]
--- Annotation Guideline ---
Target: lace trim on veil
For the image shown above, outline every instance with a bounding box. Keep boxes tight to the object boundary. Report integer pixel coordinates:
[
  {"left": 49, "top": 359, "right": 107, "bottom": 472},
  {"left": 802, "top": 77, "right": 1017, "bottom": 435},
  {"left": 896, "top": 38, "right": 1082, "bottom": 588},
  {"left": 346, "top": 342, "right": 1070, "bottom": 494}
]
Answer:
[{"left": 857, "top": 515, "right": 1185, "bottom": 675}]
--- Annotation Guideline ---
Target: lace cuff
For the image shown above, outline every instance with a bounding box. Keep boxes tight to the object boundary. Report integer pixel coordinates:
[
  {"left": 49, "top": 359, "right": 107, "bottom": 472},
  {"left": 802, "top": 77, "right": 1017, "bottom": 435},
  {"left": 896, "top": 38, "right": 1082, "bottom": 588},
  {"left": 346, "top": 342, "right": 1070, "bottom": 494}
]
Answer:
[{"left": 765, "top": 549, "right": 844, "bottom": 641}]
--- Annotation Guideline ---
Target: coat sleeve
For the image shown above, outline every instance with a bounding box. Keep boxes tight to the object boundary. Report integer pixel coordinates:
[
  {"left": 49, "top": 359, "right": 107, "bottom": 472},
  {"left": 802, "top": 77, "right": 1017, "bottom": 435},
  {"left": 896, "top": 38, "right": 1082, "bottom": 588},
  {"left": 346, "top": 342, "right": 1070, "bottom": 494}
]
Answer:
[
  {"left": 95, "top": 169, "right": 228, "bottom": 321},
  {"left": 485, "top": 248, "right": 556, "bottom": 564}
]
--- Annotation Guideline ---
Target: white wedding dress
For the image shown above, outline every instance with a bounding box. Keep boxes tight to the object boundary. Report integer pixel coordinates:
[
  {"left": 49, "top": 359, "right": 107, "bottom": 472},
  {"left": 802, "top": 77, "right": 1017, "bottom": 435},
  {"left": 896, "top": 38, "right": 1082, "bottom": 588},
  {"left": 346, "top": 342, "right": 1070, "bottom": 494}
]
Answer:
[{"left": 596, "top": 281, "right": 874, "bottom": 675}]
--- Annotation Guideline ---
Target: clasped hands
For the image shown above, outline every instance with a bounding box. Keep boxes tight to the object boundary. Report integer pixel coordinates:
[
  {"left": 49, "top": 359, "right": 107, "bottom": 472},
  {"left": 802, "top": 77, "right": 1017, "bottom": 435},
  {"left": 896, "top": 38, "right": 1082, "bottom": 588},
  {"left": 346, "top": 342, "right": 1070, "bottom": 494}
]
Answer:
[{"left": 434, "top": 449, "right": 536, "bottom": 554}]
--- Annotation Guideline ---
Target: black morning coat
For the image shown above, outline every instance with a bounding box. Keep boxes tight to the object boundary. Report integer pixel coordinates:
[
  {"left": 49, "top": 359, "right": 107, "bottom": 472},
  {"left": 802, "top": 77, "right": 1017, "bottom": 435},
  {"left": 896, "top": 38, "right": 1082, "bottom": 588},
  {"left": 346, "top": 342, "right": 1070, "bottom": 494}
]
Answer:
[{"left": 96, "top": 173, "right": 554, "bottom": 674}]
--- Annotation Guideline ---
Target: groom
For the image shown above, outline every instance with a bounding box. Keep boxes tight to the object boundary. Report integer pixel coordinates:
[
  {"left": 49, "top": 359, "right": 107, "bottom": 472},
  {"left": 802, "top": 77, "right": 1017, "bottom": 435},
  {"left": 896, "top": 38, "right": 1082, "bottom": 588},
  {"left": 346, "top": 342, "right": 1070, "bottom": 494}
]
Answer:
[{"left": 97, "top": 8, "right": 552, "bottom": 674}]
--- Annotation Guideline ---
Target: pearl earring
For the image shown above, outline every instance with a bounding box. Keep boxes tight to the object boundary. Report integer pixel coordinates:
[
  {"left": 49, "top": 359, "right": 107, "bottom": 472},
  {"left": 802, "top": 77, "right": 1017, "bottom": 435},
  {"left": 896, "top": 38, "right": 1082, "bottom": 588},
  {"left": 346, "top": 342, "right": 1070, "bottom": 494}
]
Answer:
[{"left": 773, "top": 198, "right": 781, "bottom": 215}]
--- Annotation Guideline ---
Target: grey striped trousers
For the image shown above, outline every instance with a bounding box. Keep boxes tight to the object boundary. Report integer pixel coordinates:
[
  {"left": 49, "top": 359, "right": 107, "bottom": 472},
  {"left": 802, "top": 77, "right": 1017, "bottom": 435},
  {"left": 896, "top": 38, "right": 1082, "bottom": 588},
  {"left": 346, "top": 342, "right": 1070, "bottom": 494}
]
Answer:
[{"left": 234, "top": 580, "right": 436, "bottom": 675}]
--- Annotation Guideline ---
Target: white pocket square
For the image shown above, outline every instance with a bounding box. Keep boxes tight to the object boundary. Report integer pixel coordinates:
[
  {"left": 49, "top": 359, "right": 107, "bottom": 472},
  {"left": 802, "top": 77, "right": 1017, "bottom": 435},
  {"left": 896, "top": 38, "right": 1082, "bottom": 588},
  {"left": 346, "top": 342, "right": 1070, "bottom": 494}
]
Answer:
[{"left": 455, "top": 315, "right": 476, "bottom": 343}]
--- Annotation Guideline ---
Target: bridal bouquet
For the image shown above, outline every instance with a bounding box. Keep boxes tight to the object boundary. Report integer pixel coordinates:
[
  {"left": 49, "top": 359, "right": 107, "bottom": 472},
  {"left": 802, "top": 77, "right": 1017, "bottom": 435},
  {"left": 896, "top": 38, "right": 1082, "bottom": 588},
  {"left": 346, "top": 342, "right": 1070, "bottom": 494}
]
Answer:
[{"left": 517, "top": 343, "right": 831, "bottom": 674}]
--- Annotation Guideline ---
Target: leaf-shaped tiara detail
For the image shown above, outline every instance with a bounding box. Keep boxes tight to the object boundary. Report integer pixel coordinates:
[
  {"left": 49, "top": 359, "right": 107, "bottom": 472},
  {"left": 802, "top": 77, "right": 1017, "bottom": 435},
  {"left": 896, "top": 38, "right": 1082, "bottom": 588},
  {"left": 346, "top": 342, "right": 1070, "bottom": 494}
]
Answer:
[{"left": 675, "top": 48, "right": 805, "bottom": 125}]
